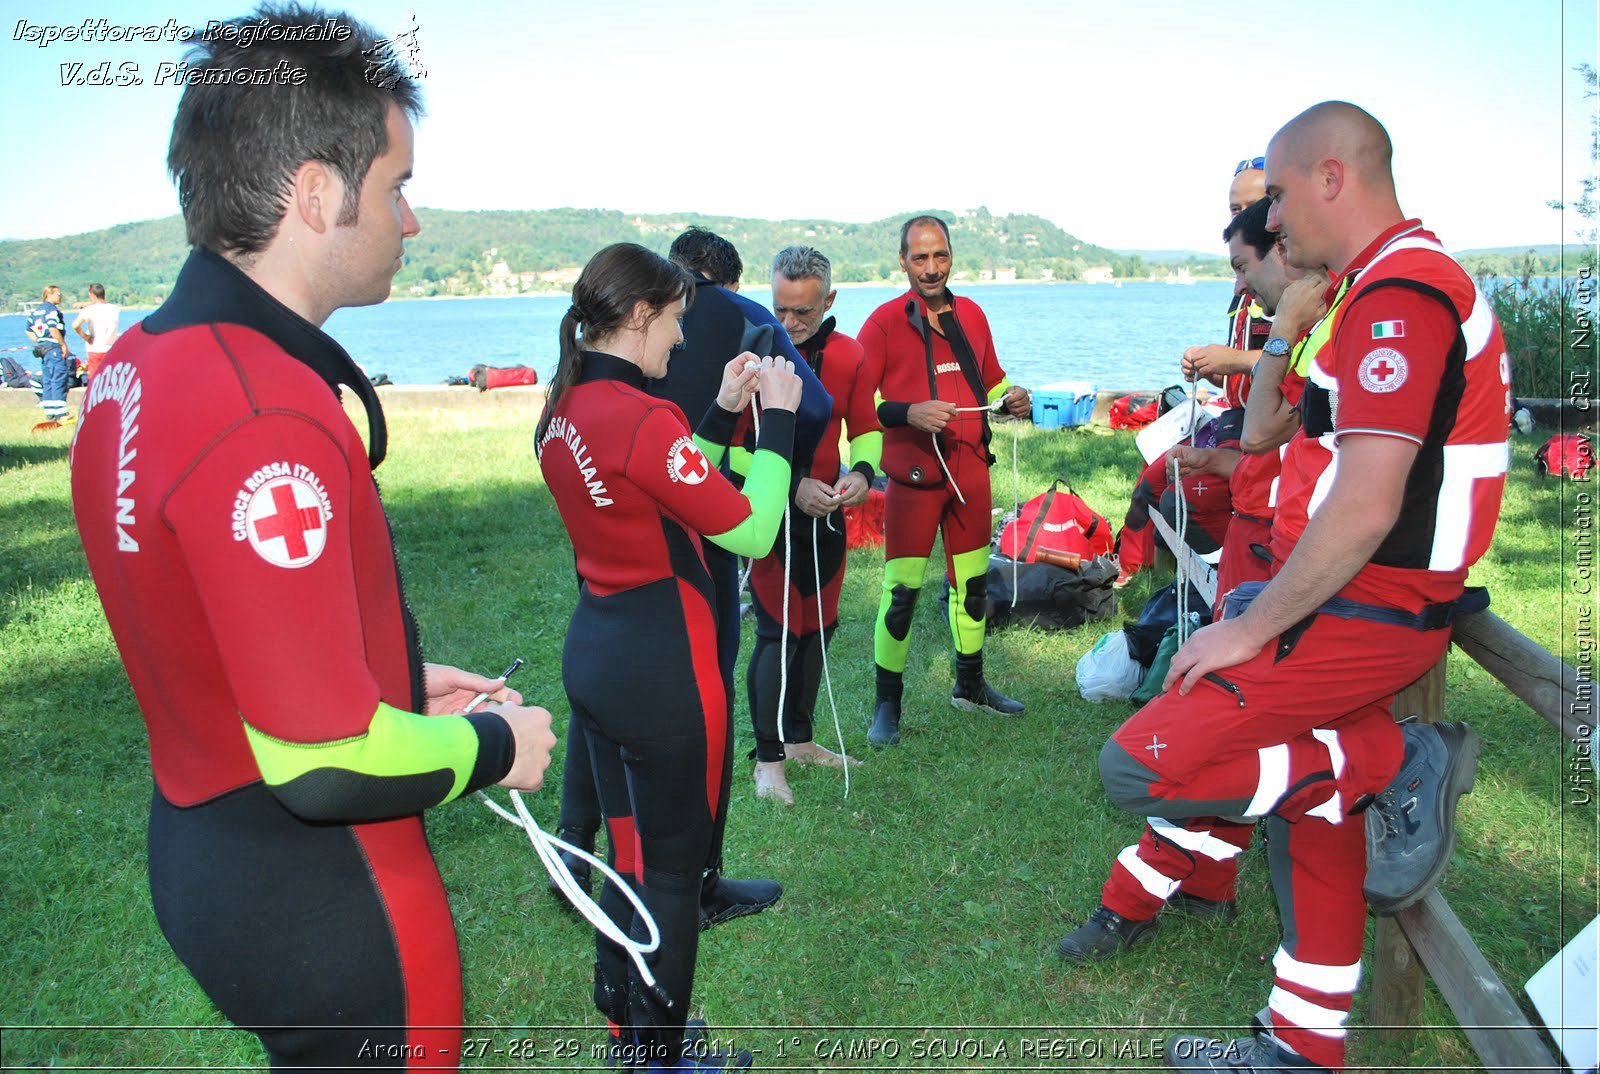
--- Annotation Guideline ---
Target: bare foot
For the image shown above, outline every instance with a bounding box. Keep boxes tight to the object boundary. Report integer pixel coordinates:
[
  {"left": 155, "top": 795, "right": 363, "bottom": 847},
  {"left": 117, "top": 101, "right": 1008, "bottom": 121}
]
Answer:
[
  {"left": 785, "top": 740, "right": 861, "bottom": 768},
  {"left": 753, "top": 760, "right": 794, "bottom": 805}
]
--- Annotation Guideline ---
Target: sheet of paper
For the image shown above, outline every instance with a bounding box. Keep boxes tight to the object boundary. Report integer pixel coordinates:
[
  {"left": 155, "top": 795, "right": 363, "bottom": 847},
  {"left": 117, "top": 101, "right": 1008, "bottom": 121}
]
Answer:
[{"left": 1525, "top": 914, "right": 1598, "bottom": 1074}]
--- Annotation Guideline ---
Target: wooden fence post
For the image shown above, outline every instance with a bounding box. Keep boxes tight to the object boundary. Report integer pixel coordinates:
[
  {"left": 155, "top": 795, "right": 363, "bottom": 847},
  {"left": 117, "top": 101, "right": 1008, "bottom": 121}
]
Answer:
[{"left": 1368, "top": 654, "right": 1448, "bottom": 1043}]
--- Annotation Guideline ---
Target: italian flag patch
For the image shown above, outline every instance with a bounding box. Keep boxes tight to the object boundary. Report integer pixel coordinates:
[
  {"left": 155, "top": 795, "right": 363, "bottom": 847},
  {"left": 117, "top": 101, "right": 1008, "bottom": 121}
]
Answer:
[{"left": 1371, "top": 320, "right": 1405, "bottom": 339}]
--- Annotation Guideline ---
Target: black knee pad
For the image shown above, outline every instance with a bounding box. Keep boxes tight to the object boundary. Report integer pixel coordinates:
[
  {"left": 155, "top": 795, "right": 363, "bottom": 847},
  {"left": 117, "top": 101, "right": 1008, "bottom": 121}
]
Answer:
[
  {"left": 885, "top": 584, "right": 919, "bottom": 640},
  {"left": 963, "top": 573, "right": 988, "bottom": 623}
]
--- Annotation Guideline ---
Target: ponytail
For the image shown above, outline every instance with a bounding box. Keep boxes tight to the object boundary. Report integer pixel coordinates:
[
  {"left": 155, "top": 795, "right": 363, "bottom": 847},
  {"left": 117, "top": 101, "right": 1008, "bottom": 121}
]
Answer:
[
  {"left": 536, "top": 306, "right": 586, "bottom": 449},
  {"left": 534, "top": 243, "right": 693, "bottom": 449}
]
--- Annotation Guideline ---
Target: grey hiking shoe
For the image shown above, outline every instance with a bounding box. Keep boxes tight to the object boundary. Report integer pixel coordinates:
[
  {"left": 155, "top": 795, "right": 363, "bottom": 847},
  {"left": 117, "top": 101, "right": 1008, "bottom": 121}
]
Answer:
[{"left": 1363, "top": 720, "right": 1480, "bottom": 915}]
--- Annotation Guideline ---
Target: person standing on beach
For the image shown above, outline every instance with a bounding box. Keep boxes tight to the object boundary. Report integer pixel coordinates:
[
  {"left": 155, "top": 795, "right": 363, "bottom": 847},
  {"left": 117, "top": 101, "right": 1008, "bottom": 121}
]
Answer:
[
  {"left": 745, "top": 245, "right": 880, "bottom": 805},
  {"left": 1067, "top": 102, "right": 1507, "bottom": 1074},
  {"left": 72, "top": 282, "right": 121, "bottom": 383},
  {"left": 69, "top": 7, "right": 556, "bottom": 1068},
  {"left": 859, "top": 214, "right": 1031, "bottom": 748},
  {"left": 26, "top": 284, "right": 74, "bottom": 424}
]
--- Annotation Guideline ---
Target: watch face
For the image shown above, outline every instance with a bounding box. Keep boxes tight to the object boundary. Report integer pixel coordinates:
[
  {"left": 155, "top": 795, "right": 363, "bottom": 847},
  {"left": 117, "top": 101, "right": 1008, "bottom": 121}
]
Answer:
[{"left": 1265, "top": 337, "right": 1292, "bottom": 357}]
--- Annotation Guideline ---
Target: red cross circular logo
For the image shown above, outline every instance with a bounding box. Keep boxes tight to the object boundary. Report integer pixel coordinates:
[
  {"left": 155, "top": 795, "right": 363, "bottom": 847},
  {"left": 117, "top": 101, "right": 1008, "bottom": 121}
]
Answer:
[
  {"left": 245, "top": 476, "right": 330, "bottom": 568},
  {"left": 1358, "top": 348, "right": 1407, "bottom": 394},
  {"left": 668, "top": 436, "right": 709, "bottom": 485}
]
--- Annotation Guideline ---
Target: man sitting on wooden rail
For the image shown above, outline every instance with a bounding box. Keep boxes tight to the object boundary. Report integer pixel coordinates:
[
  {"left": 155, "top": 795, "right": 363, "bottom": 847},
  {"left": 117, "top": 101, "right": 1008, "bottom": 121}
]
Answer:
[{"left": 1063, "top": 101, "right": 1511, "bottom": 1074}]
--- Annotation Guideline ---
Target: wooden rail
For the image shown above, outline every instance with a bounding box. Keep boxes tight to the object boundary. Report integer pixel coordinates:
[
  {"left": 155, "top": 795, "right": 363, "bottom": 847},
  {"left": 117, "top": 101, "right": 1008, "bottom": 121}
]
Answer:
[{"left": 1370, "top": 609, "right": 1580, "bottom": 1072}]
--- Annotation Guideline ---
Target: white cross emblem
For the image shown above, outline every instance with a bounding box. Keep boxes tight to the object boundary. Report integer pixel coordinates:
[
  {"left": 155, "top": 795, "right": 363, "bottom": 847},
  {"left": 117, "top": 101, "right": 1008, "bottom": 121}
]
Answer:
[{"left": 1145, "top": 735, "right": 1167, "bottom": 760}]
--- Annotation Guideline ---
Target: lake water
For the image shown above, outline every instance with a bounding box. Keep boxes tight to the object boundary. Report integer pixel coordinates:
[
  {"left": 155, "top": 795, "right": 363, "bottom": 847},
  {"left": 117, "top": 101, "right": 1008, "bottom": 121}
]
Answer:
[{"left": 4, "top": 281, "right": 1239, "bottom": 391}]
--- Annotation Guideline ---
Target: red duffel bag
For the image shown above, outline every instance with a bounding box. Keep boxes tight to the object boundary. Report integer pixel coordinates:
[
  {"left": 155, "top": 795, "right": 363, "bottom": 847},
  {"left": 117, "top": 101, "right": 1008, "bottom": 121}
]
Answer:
[{"left": 997, "top": 479, "right": 1113, "bottom": 561}]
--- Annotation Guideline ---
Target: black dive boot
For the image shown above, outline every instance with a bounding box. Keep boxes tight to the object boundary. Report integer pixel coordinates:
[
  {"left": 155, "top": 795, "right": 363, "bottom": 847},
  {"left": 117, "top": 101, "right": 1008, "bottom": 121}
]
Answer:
[
  {"left": 951, "top": 652, "right": 1025, "bottom": 716},
  {"left": 868, "top": 664, "right": 902, "bottom": 747},
  {"left": 699, "top": 859, "right": 782, "bottom": 930},
  {"left": 549, "top": 827, "right": 595, "bottom": 909}
]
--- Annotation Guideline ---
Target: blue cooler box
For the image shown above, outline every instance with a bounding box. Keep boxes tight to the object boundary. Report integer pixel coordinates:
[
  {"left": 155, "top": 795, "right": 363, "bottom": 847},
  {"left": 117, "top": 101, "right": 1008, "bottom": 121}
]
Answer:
[{"left": 1033, "top": 380, "right": 1097, "bottom": 428}]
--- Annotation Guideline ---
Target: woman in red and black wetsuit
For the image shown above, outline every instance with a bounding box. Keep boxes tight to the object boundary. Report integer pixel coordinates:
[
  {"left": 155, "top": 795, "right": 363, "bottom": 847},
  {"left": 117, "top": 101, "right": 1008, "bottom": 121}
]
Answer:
[{"left": 536, "top": 243, "right": 801, "bottom": 1072}]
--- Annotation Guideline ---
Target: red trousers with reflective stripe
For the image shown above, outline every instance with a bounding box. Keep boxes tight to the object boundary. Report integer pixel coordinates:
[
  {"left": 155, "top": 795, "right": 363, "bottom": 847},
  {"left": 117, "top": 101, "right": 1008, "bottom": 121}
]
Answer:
[
  {"left": 1098, "top": 613, "right": 1447, "bottom": 1069},
  {"left": 1117, "top": 451, "right": 1232, "bottom": 574}
]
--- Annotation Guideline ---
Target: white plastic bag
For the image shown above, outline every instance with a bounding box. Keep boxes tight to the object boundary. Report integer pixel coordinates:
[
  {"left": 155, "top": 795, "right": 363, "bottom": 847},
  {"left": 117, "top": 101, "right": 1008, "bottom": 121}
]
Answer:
[{"left": 1075, "top": 630, "right": 1144, "bottom": 702}]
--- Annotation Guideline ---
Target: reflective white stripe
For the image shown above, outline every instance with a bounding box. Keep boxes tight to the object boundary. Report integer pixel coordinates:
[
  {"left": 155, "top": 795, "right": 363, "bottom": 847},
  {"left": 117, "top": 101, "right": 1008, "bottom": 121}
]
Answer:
[
  {"left": 1305, "top": 792, "right": 1344, "bottom": 824},
  {"left": 1246, "top": 744, "right": 1290, "bottom": 817},
  {"left": 1429, "top": 441, "right": 1511, "bottom": 571},
  {"left": 1308, "top": 357, "right": 1338, "bottom": 390},
  {"left": 1306, "top": 435, "right": 1340, "bottom": 518},
  {"left": 1115, "top": 844, "right": 1181, "bottom": 901},
  {"left": 1269, "top": 986, "right": 1350, "bottom": 1039},
  {"left": 1274, "top": 948, "right": 1363, "bottom": 994},
  {"left": 1149, "top": 816, "right": 1245, "bottom": 862},
  {"left": 1461, "top": 285, "right": 1494, "bottom": 358},
  {"left": 1312, "top": 729, "right": 1345, "bottom": 777}
]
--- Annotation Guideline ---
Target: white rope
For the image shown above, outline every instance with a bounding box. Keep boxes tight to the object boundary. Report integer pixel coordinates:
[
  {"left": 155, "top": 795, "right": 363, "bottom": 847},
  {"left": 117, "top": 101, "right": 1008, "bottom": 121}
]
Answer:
[
  {"left": 477, "top": 789, "right": 662, "bottom": 988},
  {"left": 460, "top": 674, "right": 661, "bottom": 991},
  {"left": 812, "top": 513, "right": 851, "bottom": 798},
  {"left": 1009, "top": 411, "right": 1020, "bottom": 609},
  {"left": 1173, "top": 379, "right": 1202, "bottom": 643}
]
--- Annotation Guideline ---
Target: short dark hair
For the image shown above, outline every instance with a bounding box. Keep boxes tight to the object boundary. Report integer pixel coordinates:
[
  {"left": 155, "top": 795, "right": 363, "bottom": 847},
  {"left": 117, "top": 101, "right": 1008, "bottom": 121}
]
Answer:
[
  {"left": 899, "top": 214, "right": 951, "bottom": 257},
  {"left": 88, "top": 283, "right": 106, "bottom": 300},
  {"left": 1222, "top": 197, "right": 1274, "bottom": 259},
  {"left": 167, "top": 3, "right": 423, "bottom": 258},
  {"left": 668, "top": 226, "right": 743, "bottom": 287}
]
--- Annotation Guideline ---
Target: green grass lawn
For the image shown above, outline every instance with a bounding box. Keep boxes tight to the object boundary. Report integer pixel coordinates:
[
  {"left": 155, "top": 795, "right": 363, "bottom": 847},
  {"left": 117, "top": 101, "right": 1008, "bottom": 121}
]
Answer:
[{"left": 0, "top": 394, "right": 1589, "bottom": 1072}]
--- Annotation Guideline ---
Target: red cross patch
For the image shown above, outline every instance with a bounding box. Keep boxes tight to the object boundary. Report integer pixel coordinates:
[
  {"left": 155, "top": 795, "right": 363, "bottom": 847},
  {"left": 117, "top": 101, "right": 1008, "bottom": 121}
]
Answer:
[
  {"left": 1358, "top": 348, "right": 1407, "bottom": 394},
  {"left": 243, "top": 475, "right": 330, "bottom": 567},
  {"left": 668, "top": 436, "right": 709, "bottom": 485}
]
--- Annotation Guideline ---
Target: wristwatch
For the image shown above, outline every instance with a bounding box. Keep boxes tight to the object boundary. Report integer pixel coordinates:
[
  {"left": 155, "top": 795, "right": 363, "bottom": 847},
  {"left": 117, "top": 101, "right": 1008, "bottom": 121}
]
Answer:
[{"left": 1253, "top": 335, "right": 1292, "bottom": 378}]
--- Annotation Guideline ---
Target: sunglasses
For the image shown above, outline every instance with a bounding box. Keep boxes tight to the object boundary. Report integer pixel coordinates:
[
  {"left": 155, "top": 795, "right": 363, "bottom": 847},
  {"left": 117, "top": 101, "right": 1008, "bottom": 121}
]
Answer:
[{"left": 1234, "top": 156, "right": 1265, "bottom": 175}]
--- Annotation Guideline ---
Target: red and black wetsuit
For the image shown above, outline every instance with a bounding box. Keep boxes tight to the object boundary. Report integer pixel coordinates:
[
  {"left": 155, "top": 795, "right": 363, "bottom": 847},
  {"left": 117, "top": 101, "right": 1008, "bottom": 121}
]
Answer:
[
  {"left": 744, "top": 318, "right": 881, "bottom": 761},
  {"left": 538, "top": 352, "right": 794, "bottom": 1063},
  {"left": 859, "top": 289, "right": 1014, "bottom": 691},
  {"left": 70, "top": 248, "right": 515, "bottom": 1070}
]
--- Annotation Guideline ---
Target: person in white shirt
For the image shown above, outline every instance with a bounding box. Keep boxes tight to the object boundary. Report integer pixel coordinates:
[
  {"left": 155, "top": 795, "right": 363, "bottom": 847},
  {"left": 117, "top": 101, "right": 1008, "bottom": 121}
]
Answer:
[{"left": 72, "top": 283, "right": 121, "bottom": 382}]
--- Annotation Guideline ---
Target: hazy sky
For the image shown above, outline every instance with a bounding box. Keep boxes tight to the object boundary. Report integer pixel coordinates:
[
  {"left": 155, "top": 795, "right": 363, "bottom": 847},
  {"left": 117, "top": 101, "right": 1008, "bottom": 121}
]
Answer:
[{"left": 2, "top": 0, "right": 1594, "bottom": 254}]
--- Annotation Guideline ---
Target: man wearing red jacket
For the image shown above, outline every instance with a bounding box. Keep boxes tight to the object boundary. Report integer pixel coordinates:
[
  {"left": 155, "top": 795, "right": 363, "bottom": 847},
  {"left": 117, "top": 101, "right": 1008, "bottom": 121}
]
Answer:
[
  {"left": 69, "top": 9, "right": 555, "bottom": 1069},
  {"left": 858, "top": 216, "right": 1031, "bottom": 747},
  {"left": 1087, "top": 103, "right": 1507, "bottom": 1073}
]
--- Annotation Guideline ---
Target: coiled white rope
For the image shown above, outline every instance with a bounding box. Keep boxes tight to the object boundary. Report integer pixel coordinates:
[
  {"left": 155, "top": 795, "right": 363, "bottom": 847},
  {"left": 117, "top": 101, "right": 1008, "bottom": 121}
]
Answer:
[
  {"left": 1172, "top": 378, "right": 1202, "bottom": 643},
  {"left": 463, "top": 676, "right": 662, "bottom": 990}
]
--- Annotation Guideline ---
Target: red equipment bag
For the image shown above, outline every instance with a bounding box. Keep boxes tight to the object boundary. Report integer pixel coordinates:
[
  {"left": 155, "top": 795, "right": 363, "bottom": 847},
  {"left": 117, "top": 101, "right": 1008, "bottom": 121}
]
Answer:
[
  {"left": 1109, "top": 394, "right": 1159, "bottom": 430},
  {"left": 997, "top": 479, "right": 1114, "bottom": 562},
  {"left": 470, "top": 364, "right": 540, "bottom": 391},
  {"left": 1535, "top": 433, "right": 1594, "bottom": 480},
  {"left": 844, "top": 486, "right": 886, "bottom": 549}
]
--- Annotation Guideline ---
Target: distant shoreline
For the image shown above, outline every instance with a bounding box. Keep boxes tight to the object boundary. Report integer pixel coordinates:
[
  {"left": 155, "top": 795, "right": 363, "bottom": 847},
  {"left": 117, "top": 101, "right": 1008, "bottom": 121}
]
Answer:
[{"left": 391, "top": 275, "right": 1232, "bottom": 304}]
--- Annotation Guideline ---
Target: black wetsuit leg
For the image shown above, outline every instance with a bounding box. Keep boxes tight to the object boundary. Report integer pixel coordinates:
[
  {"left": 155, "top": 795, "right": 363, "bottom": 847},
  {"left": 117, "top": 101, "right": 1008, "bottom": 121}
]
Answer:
[
  {"left": 149, "top": 784, "right": 447, "bottom": 1070},
  {"left": 566, "top": 581, "right": 724, "bottom": 1064},
  {"left": 702, "top": 541, "right": 739, "bottom": 870}
]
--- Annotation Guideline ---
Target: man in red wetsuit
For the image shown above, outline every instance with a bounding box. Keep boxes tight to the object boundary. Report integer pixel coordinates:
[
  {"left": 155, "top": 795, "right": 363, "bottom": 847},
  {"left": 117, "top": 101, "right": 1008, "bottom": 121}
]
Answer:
[
  {"left": 746, "top": 245, "right": 881, "bottom": 803},
  {"left": 859, "top": 215, "right": 1032, "bottom": 747},
  {"left": 69, "top": 8, "right": 556, "bottom": 1070},
  {"left": 1077, "top": 103, "right": 1509, "bottom": 1074}
]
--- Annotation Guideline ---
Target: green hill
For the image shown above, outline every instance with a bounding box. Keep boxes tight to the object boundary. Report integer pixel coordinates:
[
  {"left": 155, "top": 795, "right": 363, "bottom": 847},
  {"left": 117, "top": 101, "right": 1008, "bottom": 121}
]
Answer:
[{"left": 2, "top": 206, "right": 1170, "bottom": 308}]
